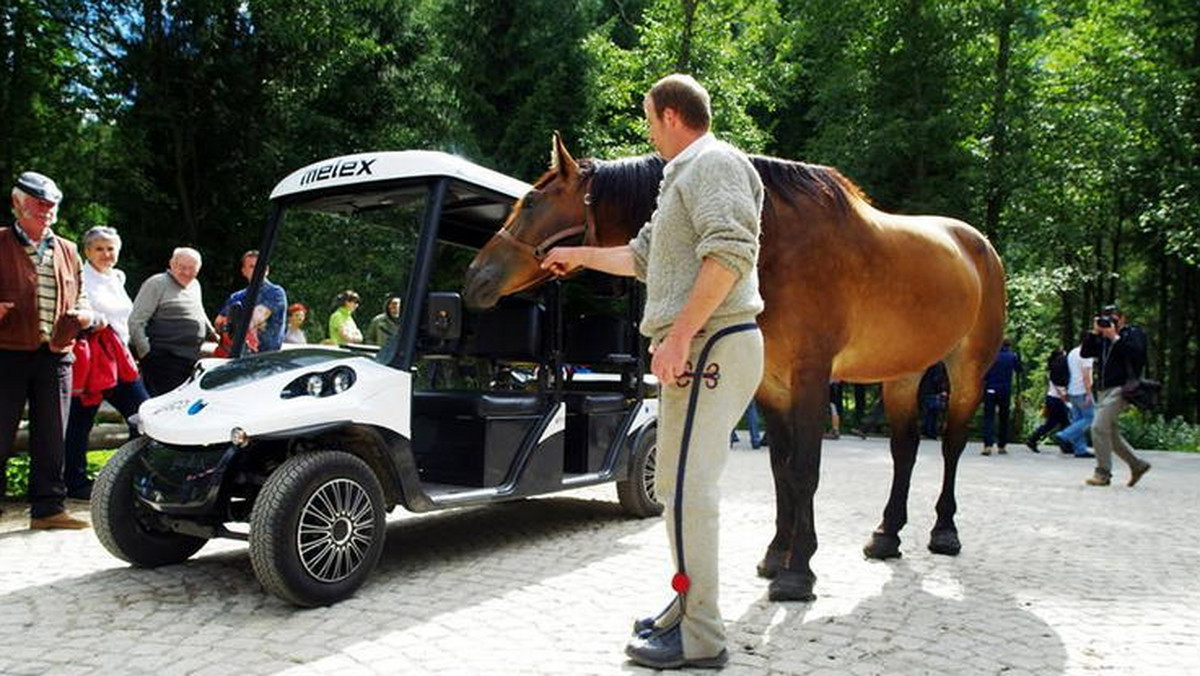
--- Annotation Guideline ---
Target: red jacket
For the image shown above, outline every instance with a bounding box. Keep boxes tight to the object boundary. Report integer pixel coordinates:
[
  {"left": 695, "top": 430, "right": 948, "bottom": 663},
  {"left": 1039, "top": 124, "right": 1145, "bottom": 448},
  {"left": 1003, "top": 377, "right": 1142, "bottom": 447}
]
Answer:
[{"left": 72, "top": 326, "right": 139, "bottom": 406}]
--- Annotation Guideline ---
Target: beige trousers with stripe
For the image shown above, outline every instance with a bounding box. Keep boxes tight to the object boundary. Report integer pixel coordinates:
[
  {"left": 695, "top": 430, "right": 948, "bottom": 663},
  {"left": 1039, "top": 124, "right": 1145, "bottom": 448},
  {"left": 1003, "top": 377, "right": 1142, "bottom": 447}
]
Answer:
[{"left": 649, "top": 320, "right": 763, "bottom": 658}]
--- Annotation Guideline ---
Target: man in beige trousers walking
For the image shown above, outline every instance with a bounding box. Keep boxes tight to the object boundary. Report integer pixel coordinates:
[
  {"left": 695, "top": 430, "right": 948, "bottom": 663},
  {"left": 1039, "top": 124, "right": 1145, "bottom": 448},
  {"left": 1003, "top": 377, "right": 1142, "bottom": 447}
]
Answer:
[{"left": 542, "top": 73, "right": 764, "bottom": 669}]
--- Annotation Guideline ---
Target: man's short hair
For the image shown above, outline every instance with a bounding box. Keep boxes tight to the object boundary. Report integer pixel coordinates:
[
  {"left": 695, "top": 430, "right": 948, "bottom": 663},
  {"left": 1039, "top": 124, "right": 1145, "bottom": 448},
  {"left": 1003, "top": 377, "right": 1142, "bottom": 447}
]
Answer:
[
  {"left": 172, "top": 246, "right": 202, "bottom": 265},
  {"left": 241, "top": 249, "right": 260, "bottom": 265},
  {"left": 647, "top": 74, "right": 712, "bottom": 131}
]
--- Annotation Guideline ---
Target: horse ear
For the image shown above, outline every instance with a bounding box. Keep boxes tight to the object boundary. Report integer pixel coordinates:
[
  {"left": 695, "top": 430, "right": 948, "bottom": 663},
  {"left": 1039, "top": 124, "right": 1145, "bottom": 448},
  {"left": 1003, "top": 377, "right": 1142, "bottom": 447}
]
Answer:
[{"left": 550, "top": 131, "right": 578, "bottom": 178}]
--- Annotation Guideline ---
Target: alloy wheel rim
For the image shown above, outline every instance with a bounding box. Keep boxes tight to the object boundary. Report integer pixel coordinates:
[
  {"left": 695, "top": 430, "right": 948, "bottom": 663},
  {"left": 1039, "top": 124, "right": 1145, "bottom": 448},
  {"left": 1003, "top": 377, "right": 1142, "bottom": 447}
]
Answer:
[
  {"left": 297, "top": 478, "right": 375, "bottom": 583},
  {"left": 643, "top": 444, "right": 657, "bottom": 503}
]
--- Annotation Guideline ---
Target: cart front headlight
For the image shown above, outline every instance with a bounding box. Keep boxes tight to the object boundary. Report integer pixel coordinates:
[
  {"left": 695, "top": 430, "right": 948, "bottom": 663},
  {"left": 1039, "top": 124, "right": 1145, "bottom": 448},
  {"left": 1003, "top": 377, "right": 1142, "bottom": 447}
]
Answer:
[
  {"left": 305, "top": 374, "right": 324, "bottom": 397},
  {"left": 282, "top": 366, "right": 357, "bottom": 399},
  {"left": 331, "top": 368, "right": 354, "bottom": 394}
]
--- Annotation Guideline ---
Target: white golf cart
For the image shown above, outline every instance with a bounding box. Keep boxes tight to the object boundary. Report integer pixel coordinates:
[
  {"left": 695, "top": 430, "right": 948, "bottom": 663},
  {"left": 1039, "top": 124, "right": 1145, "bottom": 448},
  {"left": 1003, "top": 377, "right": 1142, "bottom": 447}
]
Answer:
[{"left": 91, "top": 151, "right": 661, "bottom": 606}]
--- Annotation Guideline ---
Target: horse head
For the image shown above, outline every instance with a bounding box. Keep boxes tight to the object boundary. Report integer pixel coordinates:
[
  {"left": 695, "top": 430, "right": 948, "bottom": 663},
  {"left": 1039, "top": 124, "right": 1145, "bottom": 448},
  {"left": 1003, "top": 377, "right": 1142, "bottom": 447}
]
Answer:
[{"left": 463, "top": 132, "right": 593, "bottom": 309}]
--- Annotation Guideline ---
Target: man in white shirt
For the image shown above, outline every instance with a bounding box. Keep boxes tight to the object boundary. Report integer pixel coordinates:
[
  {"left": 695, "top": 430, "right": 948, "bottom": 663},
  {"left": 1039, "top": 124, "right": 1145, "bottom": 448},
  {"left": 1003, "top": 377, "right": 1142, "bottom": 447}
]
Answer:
[{"left": 1055, "top": 331, "right": 1095, "bottom": 457}]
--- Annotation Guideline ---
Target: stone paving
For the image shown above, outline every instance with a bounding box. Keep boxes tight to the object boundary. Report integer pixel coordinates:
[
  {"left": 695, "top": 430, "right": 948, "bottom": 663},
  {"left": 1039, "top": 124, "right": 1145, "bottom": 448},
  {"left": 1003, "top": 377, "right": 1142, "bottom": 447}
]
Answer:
[{"left": 1, "top": 438, "right": 1198, "bottom": 675}]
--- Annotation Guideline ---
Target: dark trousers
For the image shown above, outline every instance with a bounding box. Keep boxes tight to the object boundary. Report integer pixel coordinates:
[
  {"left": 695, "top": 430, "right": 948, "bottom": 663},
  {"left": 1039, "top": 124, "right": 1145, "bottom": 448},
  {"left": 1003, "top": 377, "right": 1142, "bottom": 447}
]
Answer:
[
  {"left": 981, "top": 389, "right": 1011, "bottom": 448},
  {"left": 1028, "top": 396, "right": 1070, "bottom": 444},
  {"left": 140, "top": 350, "right": 196, "bottom": 396},
  {"left": 63, "top": 378, "right": 149, "bottom": 491},
  {"left": 0, "top": 347, "right": 71, "bottom": 518}
]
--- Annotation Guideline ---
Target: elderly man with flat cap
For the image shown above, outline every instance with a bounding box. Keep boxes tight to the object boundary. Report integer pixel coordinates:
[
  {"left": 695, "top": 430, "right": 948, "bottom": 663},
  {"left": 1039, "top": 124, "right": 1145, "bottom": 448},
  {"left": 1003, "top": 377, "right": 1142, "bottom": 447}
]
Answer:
[{"left": 0, "top": 172, "right": 95, "bottom": 529}]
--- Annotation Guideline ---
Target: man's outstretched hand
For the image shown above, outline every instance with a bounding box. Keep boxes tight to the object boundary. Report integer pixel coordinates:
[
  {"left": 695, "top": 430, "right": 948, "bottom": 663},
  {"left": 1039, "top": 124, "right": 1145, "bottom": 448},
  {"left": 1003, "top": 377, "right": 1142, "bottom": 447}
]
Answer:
[{"left": 541, "top": 247, "right": 587, "bottom": 278}]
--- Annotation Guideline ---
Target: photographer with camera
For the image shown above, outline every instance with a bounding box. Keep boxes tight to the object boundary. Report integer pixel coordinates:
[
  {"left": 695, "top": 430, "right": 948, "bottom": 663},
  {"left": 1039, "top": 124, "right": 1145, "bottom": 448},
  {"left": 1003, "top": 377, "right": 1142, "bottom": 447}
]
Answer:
[{"left": 1080, "top": 304, "right": 1151, "bottom": 487}]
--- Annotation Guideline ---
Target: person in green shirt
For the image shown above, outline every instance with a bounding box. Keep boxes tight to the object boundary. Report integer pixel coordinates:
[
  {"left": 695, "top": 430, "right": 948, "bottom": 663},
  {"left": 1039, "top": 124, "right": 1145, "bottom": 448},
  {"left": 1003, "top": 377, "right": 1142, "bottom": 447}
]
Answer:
[{"left": 327, "top": 289, "right": 362, "bottom": 345}]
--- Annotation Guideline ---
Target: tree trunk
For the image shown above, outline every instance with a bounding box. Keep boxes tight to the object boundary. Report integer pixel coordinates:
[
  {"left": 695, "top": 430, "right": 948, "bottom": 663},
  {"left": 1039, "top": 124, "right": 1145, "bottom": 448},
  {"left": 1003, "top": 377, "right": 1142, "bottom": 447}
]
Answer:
[
  {"left": 1192, "top": 263, "right": 1200, "bottom": 421},
  {"left": 676, "top": 0, "right": 700, "bottom": 73},
  {"left": 983, "top": 0, "right": 1015, "bottom": 245},
  {"left": 1061, "top": 290, "right": 1071, "bottom": 346},
  {"left": 1187, "top": 0, "right": 1200, "bottom": 421},
  {"left": 1168, "top": 258, "right": 1191, "bottom": 417},
  {"left": 1109, "top": 191, "right": 1123, "bottom": 303}
]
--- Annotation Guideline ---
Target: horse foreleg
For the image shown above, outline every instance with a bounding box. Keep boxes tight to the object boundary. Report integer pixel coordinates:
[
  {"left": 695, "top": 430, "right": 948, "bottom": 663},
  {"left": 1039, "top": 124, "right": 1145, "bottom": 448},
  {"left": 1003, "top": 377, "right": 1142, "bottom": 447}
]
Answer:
[
  {"left": 863, "top": 376, "right": 922, "bottom": 560},
  {"left": 757, "top": 403, "right": 795, "bottom": 579},
  {"left": 766, "top": 372, "right": 829, "bottom": 602},
  {"left": 929, "top": 350, "right": 988, "bottom": 555}
]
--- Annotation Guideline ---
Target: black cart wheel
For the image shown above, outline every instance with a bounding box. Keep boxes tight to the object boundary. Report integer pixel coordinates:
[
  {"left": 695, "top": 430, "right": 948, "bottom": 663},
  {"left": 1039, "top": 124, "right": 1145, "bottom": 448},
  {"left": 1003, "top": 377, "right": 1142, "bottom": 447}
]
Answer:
[
  {"left": 249, "top": 451, "right": 386, "bottom": 606},
  {"left": 92, "top": 438, "right": 208, "bottom": 567},
  {"left": 617, "top": 427, "right": 663, "bottom": 517}
]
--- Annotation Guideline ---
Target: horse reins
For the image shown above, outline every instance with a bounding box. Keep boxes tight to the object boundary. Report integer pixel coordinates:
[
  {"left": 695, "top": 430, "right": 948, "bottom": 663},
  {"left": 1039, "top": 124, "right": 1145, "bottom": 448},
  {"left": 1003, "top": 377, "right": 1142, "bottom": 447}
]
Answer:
[{"left": 496, "top": 178, "right": 598, "bottom": 261}]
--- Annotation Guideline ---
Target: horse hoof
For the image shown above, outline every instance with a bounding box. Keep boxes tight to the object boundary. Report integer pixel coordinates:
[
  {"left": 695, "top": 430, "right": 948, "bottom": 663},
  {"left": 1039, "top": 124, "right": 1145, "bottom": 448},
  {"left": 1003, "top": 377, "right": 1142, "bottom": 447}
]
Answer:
[
  {"left": 863, "top": 532, "right": 902, "bottom": 560},
  {"left": 928, "top": 528, "right": 962, "bottom": 556},
  {"left": 756, "top": 549, "right": 786, "bottom": 579},
  {"left": 767, "top": 571, "right": 816, "bottom": 602}
]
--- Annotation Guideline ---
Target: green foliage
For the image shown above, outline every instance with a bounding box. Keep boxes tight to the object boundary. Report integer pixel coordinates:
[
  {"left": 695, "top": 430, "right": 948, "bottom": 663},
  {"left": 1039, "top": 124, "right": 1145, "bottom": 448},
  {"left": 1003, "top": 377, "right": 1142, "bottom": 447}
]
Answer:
[
  {"left": 2, "top": 450, "right": 115, "bottom": 500},
  {"left": 579, "top": 0, "right": 783, "bottom": 158},
  {"left": 3, "top": 455, "right": 30, "bottom": 499},
  {"left": 1119, "top": 412, "right": 1200, "bottom": 453},
  {"left": 424, "top": 0, "right": 599, "bottom": 178},
  {"left": 272, "top": 203, "right": 424, "bottom": 344}
]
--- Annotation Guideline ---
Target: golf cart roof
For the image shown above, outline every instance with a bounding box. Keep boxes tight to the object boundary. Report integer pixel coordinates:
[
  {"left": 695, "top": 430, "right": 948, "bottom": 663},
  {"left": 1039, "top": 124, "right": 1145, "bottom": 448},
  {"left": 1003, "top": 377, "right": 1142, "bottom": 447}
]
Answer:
[
  {"left": 271, "top": 150, "right": 530, "bottom": 201},
  {"left": 269, "top": 151, "right": 532, "bottom": 238}
]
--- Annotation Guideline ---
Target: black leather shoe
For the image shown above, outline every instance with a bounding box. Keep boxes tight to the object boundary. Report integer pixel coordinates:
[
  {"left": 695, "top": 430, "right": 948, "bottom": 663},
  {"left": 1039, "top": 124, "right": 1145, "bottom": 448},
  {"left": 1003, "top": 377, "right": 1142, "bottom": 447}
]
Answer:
[
  {"left": 634, "top": 613, "right": 681, "bottom": 638},
  {"left": 632, "top": 616, "right": 655, "bottom": 638},
  {"left": 625, "top": 625, "right": 728, "bottom": 670}
]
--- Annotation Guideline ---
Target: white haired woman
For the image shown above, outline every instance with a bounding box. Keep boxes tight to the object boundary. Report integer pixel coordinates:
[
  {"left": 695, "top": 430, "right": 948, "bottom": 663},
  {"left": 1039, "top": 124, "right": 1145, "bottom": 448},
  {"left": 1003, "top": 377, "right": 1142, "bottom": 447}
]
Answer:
[{"left": 63, "top": 226, "right": 148, "bottom": 500}]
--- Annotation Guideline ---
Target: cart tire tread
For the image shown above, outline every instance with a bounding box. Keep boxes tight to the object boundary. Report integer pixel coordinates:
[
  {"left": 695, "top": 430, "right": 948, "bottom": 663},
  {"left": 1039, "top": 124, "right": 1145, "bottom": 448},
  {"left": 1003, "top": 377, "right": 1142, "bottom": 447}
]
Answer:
[
  {"left": 249, "top": 451, "right": 386, "bottom": 607},
  {"left": 617, "top": 427, "right": 662, "bottom": 518},
  {"left": 91, "top": 438, "right": 208, "bottom": 567}
]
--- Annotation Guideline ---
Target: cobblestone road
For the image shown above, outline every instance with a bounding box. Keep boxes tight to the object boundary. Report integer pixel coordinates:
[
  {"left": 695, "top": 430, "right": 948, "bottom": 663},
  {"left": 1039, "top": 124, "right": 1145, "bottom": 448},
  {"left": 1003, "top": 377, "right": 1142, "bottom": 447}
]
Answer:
[{"left": 2, "top": 439, "right": 1198, "bottom": 675}]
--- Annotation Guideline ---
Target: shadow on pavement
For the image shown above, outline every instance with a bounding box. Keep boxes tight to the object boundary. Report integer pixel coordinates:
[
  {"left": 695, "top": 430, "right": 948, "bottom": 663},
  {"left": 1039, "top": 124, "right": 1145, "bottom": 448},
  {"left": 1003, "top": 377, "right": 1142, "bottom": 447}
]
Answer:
[
  {"left": 726, "top": 558, "right": 1068, "bottom": 674},
  {"left": 0, "top": 495, "right": 651, "bottom": 670}
]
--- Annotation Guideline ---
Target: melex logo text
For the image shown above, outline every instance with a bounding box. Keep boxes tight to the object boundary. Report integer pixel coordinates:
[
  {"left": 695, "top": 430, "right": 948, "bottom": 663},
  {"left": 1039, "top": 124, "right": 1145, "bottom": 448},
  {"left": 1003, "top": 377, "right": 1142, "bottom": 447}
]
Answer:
[{"left": 299, "top": 158, "right": 376, "bottom": 185}]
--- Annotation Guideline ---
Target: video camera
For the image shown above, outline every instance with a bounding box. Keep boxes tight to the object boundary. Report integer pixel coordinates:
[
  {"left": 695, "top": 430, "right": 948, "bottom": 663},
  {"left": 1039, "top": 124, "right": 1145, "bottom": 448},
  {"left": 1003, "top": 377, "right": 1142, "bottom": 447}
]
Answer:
[{"left": 1095, "top": 305, "right": 1119, "bottom": 329}]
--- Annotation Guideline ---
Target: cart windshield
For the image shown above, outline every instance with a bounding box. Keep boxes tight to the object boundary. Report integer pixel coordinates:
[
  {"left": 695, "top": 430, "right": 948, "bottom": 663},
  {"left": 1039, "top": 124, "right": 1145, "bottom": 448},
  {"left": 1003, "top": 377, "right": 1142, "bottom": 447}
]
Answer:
[{"left": 266, "top": 190, "right": 426, "bottom": 358}]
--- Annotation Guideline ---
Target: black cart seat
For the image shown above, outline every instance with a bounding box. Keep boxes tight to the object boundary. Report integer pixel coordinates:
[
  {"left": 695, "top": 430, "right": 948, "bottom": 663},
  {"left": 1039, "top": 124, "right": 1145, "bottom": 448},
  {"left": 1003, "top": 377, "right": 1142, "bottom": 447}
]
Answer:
[{"left": 412, "top": 390, "right": 545, "bottom": 417}]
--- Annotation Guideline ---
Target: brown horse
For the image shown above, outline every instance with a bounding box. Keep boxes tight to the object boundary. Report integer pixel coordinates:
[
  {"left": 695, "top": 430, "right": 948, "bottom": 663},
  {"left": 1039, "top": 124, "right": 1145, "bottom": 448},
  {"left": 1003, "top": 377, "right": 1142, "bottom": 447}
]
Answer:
[{"left": 463, "top": 134, "right": 1006, "bottom": 601}]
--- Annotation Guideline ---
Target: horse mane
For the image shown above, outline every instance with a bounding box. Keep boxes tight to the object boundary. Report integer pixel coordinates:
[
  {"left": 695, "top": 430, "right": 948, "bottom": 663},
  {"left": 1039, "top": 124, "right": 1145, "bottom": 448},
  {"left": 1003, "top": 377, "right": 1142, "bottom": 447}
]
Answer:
[
  {"left": 575, "top": 153, "right": 865, "bottom": 230},
  {"left": 749, "top": 155, "right": 868, "bottom": 213},
  {"left": 580, "top": 154, "right": 666, "bottom": 230}
]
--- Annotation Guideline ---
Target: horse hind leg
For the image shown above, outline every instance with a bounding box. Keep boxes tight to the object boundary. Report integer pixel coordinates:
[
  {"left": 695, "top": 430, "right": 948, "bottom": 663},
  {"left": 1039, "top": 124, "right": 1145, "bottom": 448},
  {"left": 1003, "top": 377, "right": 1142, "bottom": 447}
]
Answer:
[
  {"left": 863, "top": 374, "right": 922, "bottom": 560},
  {"left": 927, "top": 344, "right": 991, "bottom": 556}
]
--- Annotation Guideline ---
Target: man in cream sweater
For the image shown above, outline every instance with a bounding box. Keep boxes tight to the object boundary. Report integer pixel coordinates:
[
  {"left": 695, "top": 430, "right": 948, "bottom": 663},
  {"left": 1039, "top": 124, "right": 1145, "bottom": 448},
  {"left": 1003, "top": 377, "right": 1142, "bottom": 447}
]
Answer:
[{"left": 543, "top": 74, "right": 764, "bottom": 669}]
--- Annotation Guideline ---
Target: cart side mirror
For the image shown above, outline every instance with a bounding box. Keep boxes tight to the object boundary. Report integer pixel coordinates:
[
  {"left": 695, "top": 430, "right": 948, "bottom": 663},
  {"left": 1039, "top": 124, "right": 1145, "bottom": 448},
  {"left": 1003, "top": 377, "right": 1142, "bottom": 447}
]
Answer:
[{"left": 425, "top": 292, "right": 462, "bottom": 341}]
